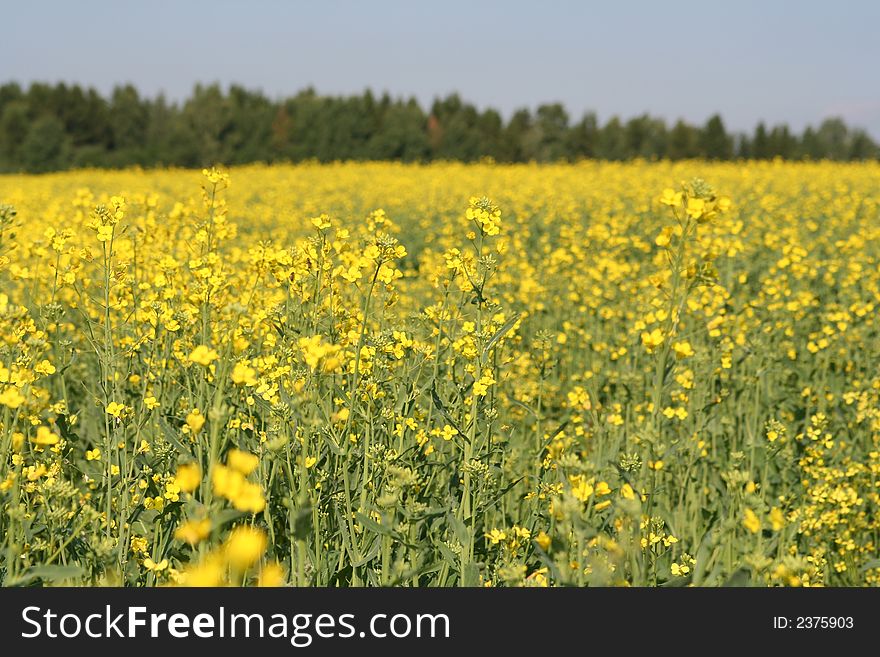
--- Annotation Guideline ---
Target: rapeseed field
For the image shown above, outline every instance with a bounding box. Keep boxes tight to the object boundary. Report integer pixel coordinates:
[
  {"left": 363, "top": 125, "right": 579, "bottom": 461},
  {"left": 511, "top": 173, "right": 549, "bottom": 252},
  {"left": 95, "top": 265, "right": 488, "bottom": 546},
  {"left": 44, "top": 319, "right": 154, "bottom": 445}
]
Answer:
[{"left": 1, "top": 160, "right": 879, "bottom": 587}]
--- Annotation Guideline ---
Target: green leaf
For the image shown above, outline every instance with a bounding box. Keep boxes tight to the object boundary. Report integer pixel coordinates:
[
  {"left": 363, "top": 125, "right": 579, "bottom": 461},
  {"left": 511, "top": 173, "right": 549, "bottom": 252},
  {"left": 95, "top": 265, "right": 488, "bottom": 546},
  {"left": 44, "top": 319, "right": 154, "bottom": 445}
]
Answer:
[
  {"left": 213, "top": 509, "right": 247, "bottom": 528},
  {"left": 446, "top": 512, "right": 471, "bottom": 546},
  {"left": 351, "top": 539, "right": 381, "bottom": 568},
  {"left": 355, "top": 512, "right": 394, "bottom": 537},
  {"left": 508, "top": 397, "right": 536, "bottom": 417},
  {"left": 9, "top": 564, "right": 86, "bottom": 586},
  {"left": 388, "top": 561, "right": 443, "bottom": 586},
  {"left": 430, "top": 384, "right": 466, "bottom": 438},
  {"left": 158, "top": 416, "right": 195, "bottom": 458},
  {"left": 437, "top": 543, "right": 458, "bottom": 569},
  {"left": 723, "top": 567, "right": 752, "bottom": 587},
  {"left": 292, "top": 503, "right": 313, "bottom": 541},
  {"left": 474, "top": 476, "right": 524, "bottom": 514},
  {"left": 481, "top": 313, "right": 520, "bottom": 363},
  {"left": 322, "top": 433, "right": 345, "bottom": 456},
  {"left": 56, "top": 413, "right": 80, "bottom": 444},
  {"left": 462, "top": 562, "right": 481, "bottom": 587},
  {"left": 690, "top": 527, "right": 718, "bottom": 586}
]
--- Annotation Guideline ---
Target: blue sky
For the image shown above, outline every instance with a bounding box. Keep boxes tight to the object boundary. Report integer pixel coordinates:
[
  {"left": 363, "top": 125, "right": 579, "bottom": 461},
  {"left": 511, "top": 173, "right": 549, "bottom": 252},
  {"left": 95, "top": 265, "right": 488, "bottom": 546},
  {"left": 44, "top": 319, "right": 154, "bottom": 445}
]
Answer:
[{"left": 3, "top": 0, "right": 879, "bottom": 136}]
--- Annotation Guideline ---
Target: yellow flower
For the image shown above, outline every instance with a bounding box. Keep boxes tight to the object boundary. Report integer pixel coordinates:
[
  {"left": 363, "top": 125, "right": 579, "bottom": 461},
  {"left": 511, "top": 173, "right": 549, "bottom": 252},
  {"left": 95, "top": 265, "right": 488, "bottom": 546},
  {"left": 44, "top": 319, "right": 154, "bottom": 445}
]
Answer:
[
  {"left": 186, "top": 409, "right": 205, "bottom": 434},
  {"left": 27, "top": 464, "right": 47, "bottom": 481},
  {"left": 106, "top": 401, "right": 126, "bottom": 418},
  {"left": 310, "top": 214, "right": 332, "bottom": 230},
  {"left": 672, "top": 341, "right": 694, "bottom": 359},
  {"left": 188, "top": 345, "right": 219, "bottom": 366},
  {"left": 212, "top": 464, "right": 265, "bottom": 513},
  {"left": 202, "top": 167, "right": 229, "bottom": 185},
  {"left": 174, "top": 518, "right": 213, "bottom": 546},
  {"left": 526, "top": 568, "right": 549, "bottom": 587},
  {"left": 298, "top": 335, "right": 340, "bottom": 371},
  {"left": 743, "top": 508, "right": 761, "bottom": 534},
  {"left": 0, "top": 387, "right": 26, "bottom": 408},
  {"left": 257, "top": 561, "right": 286, "bottom": 587},
  {"left": 224, "top": 526, "right": 267, "bottom": 571},
  {"left": 769, "top": 507, "right": 786, "bottom": 531},
  {"left": 144, "top": 396, "right": 160, "bottom": 410},
  {"left": 34, "top": 359, "right": 56, "bottom": 375},
  {"left": 472, "top": 373, "right": 496, "bottom": 397},
  {"left": 641, "top": 328, "right": 664, "bottom": 353},
  {"left": 96, "top": 224, "right": 114, "bottom": 242},
  {"left": 86, "top": 448, "right": 101, "bottom": 461},
  {"left": 440, "top": 424, "right": 458, "bottom": 441},
  {"left": 655, "top": 226, "right": 674, "bottom": 247},
  {"left": 174, "top": 462, "right": 202, "bottom": 493},
  {"left": 485, "top": 528, "right": 507, "bottom": 545},
  {"left": 566, "top": 386, "right": 592, "bottom": 410},
  {"left": 109, "top": 195, "right": 126, "bottom": 220},
  {"left": 130, "top": 536, "right": 149, "bottom": 554},
  {"left": 535, "top": 531, "right": 551, "bottom": 551},
  {"left": 466, "top": 197, "right": 502, "bottom": 236},
  {"left": 31, "top": 426, "right": 60, "bottom": 446},
  {"left": 569, "top": 474, "right": 594, "bottom": 502},
  {"left": 660, "top": 188, "right": 682, "bottom": 206},
  {"left": 686, "top": 197, "right": 705, "bottom": 219},
  {"left": 164, "top": 482, "right": 181, "bottom": 502},
  {"left": 144, "top": 496, "right": 165, "bottom": 511},
  {"left": 227, "top": 448, "right": 259, "bottom": 475},
  {"left": 143, "top": 558, "right": 169, "bottom": 572},
  {"left": 231, "top": 362, "right": 257, "bottom": 386},
  {"left": 180, "top": 553, "right": 226, "bottom": 587}
]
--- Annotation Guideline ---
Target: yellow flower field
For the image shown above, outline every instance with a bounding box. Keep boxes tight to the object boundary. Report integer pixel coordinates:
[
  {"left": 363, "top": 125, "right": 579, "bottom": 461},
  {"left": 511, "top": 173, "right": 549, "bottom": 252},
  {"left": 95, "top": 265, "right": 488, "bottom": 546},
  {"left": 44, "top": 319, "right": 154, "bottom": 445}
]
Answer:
[{"left": 1, "top": 160, "right": 879, "bottom": 587}]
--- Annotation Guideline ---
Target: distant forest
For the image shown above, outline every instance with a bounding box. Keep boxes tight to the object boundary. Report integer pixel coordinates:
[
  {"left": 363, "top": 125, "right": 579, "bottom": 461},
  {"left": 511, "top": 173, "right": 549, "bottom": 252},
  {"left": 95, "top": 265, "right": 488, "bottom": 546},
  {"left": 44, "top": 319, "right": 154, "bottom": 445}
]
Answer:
[{"left": 1, "top": 82, "right": 878, "bottom": 172}]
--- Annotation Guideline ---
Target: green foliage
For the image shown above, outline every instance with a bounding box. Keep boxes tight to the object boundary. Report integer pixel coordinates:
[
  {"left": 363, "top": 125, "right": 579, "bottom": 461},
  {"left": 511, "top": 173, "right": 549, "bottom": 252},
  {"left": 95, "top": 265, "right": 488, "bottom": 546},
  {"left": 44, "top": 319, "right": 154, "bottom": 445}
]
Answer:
[
  {"left": 0, "top": 81, "right": 877, "bottom": 172},
  {"left": 20, "top": 115, "right": 69, "bottom": 172}
]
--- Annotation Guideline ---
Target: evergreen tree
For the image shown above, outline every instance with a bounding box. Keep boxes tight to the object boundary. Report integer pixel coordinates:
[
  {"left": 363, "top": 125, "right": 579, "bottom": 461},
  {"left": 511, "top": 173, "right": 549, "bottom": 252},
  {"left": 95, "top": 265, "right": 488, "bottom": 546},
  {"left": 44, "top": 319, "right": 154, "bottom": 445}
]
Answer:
[
  {"left": 0, "top": 101, "right": 29, "bottom": 168},
  {"left": 734, "top": 133, "right": 751, "bottom": 159},
  {"left": 626, "top": 114, "right": 667, "bottom": 158},
  {"left": 21, "top": 115, "right": 68, "bottom": 172},
  {"left": 752, "top": 122, "right": 770, "bottom": 159},
  {"left": 816, "top": 118, "right": 849, "bottom": 160},
  {"left": 767, "top": 125, "right": 797, "bottom": 159},
  {"left": 699, "top": 114, "right": 733, "bottom": 159},
  {"left": 534, "top": 103, "right": 570, "bottom": 161},
  {"left": 568, "top": 112, "right": 598, "bottom": 159},
  {"left": 799, "top": 126, "right": 820, "bottom": 159},
  {"left": 849, "top": 130, "right": 877, "bottom": 160},
  {"left": 109, "top": 84, "right": 148, "bottom": 165},
  {"left": 668, "top": 119, "right": 699, "bottom": 159},
  {"left": 501, "top": 109, "right": 534, "bottom": 161},
  {"left": 0, "top": 81, "right": 876, "bottom": 169},
  {"left": 597, "top": 117, "right": 628, "bottom": 160}
]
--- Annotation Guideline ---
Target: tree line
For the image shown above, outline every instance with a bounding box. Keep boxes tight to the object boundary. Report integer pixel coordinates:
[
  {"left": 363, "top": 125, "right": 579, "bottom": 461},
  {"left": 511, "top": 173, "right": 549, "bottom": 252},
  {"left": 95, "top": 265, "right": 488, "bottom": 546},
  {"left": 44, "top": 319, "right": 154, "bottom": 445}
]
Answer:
[{"left": 1, "top": 81, "right": 877, "bottom": 172}]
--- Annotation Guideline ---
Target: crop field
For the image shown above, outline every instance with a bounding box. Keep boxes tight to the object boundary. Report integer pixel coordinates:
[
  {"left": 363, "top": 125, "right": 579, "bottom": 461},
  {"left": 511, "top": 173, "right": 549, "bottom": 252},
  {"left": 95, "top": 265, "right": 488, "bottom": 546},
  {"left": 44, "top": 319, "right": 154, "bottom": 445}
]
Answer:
[{"left": 1, "top": 160, "right": 879, "bottom": 587}]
